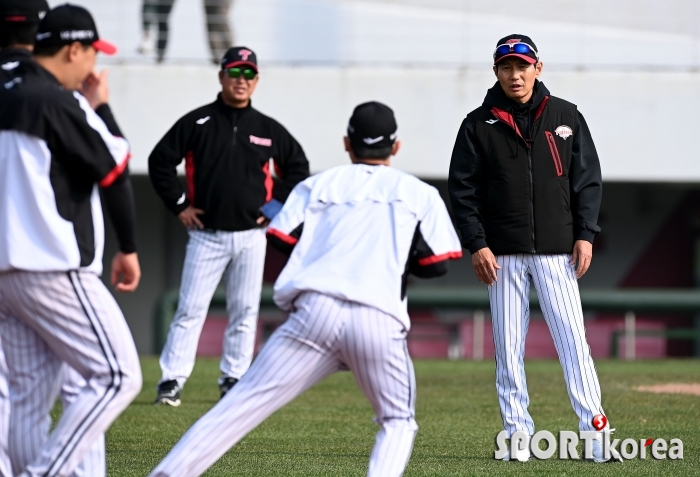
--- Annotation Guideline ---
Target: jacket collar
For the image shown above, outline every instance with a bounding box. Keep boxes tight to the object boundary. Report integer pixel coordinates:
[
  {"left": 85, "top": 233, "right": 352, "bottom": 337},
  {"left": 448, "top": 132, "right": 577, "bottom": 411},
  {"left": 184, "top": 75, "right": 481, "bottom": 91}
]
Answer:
[
  {"left": 483, "top": 79, "right": 550, "bottom": 114},
  {"left": 0, "top": 47, "right": 32, "bottom": 64},
  {"left": 215, "top": 93, "right": 253, "bottom": 113},
  {"left": 484, "top": 80, "right": 550, "bottom": 142}
]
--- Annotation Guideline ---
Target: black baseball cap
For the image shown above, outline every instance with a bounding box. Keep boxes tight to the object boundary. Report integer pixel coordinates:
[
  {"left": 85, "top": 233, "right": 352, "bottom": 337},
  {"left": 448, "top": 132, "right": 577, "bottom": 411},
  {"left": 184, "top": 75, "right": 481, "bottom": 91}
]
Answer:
[
  {"left": 35, "top": 4, "right": 116, "bottom": 55},
  {"left": 0, "top": 0, "right": 50, "bottom": 24},
  {"left": 221, "top": 46, "right": 257, "bottom": 71},
  {"left": 493, "top": 34, "right": 539, "bottom": 65},
  {"left": 347, "top": 101, "right": 398, "bottom": 159},
  {"left": 0, "top": 0, "right": 48, "bottom": 24}
]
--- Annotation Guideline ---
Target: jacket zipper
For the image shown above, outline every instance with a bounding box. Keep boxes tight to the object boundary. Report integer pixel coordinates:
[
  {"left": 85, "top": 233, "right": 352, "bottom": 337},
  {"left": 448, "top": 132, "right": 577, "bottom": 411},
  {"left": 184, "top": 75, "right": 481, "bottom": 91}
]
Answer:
[
  {"left": 232, "top": 110, "right": 238, "bottom": 146},
  {"left": 545, "top": 131, "right": 563, "bottom": 176},
  {"left": 527, "top": 146, "right": 536, "bottom": 253},
  {"left": 493, "top": 107, "right": 540, "bottom": 253}
]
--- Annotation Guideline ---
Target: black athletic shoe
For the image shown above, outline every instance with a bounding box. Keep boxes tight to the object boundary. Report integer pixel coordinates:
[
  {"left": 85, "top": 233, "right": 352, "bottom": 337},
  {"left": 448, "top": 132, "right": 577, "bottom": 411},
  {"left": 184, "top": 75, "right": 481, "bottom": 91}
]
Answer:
[
  {"left": 219, "top": 376, "right": 239, "bottom": 399},
  {"left": 155, "top": 379, "right": 182, "bottom": 407}
]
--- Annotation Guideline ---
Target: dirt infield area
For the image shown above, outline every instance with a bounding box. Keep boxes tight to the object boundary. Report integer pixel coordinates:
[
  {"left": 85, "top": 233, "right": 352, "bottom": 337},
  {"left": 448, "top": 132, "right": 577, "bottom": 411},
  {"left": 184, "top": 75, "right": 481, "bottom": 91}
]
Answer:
[{"left": 636, "top": 383, "right": 700, "bottom": 396}]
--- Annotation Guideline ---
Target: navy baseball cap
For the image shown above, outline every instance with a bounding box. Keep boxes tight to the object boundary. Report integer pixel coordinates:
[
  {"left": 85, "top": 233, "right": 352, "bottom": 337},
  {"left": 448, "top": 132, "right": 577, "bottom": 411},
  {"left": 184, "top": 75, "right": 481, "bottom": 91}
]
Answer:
[
  {"left": 35, "top": 4, "right": 117, "bottom": 55},
  {"left": 347, "top": 101, "right": 397, "bottom": 158},
  {"left": 493, "top": 34, "right": 539, "bottom": 65},
  {"left": 0, "top": 0, "right": 49, "bottom": 24},
  {"left": 221, "top": 46, "right": 257, "bottom": 71}
]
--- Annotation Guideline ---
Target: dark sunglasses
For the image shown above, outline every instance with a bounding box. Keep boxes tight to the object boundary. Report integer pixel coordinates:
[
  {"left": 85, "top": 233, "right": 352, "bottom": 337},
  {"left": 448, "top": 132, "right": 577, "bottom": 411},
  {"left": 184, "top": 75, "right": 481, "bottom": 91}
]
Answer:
[
  {"left": 227, "top": 67, "right": 257, "bottom": 80},
  {"left": 493, "top": 42, "right": 539, "bottom": 61}
]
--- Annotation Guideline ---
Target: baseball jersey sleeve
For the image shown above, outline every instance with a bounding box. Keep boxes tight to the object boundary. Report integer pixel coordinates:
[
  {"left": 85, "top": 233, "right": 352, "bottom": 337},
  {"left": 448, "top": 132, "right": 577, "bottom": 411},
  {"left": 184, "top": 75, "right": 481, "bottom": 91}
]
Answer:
[
  {"left": 267, "top": 181, "right": 310, "bottom": 255},
  {"left": 408, "top": 188, "right": 463, "bottom": 278},
  {"left": 52, "top": 92, "right": 131, "bottom": 188}
]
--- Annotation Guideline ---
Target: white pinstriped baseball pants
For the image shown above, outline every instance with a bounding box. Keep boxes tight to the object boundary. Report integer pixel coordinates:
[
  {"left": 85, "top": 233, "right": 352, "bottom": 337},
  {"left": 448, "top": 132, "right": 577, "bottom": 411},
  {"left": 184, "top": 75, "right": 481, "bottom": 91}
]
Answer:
[
  {"left": 0, "top": 348, "right": 10, "bottom": 477},
  {"left": 150, "top": 292, "right": 418, "bottom": 477},
  {"left": 0, "top": 354, "right": 107, "bottom": 477},
  {"left": 489, "top": 254, "right": 605, "bottom": 437},
  {"left": 159, "top": 228, "right": 266, "bottom": 387},
  {"left": 0, "top": 270, "right": 142, "bottom": 477}
]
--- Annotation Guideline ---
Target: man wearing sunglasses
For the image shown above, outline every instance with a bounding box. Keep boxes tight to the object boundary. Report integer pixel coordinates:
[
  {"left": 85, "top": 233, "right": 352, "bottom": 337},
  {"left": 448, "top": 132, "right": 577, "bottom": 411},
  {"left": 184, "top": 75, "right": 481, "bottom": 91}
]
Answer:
[
  {"left": 149, "top": 46, "right": 310, "bottom": 406},
  {"left": 448, "top": 34, "right": 620, "bottom": 462}
]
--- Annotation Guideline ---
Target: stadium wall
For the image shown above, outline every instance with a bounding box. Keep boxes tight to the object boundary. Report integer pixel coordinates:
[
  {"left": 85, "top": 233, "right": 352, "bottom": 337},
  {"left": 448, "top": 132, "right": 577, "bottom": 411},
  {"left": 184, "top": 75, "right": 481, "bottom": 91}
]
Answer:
[{"left": 107, "top": 64, "right": 700, "bottom": 181}]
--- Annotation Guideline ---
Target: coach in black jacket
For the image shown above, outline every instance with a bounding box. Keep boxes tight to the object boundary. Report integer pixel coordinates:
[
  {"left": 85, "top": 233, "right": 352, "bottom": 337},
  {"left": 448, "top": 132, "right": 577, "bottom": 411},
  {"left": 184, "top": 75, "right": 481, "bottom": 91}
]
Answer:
[
  {"left": 449, "top": 35, "right": 618, "bottom": 462},
  {"left": 149, "top": 46, "right": 310, "bottom": 406}
]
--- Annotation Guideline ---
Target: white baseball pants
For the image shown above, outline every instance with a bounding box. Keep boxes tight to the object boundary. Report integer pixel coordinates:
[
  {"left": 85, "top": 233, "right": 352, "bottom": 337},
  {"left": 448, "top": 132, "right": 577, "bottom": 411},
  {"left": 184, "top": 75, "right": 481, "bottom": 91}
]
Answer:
[
  {"left": 0, "top": 347, "right": 10, "bottom": 477},
  {"left": 0, "top": 356, "right": 105, "bottom": 477},
  {"left": 0, "top": 270, "right": 142, "bottom": 477},
  {"left": 489, "top": 254, "right": 605, "bottom": 437},
  {"left": 159, "top": 228, "right": 266, "bottom": 387},
  {"left": 60, "top": 366, "right": 106, "bottom": 477},
  {"left": 150, "top": 292, "right": 418, "bottom": 477}
]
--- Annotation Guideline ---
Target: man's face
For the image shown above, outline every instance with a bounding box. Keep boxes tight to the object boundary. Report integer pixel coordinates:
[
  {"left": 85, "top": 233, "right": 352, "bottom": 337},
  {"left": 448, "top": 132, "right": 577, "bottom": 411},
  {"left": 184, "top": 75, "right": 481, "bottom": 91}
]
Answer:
[
  {"left": 69, "top": 43, "right": 97, "bottom": 90},
  {"left": 219, "top": 67, "right": 259, "bottom": 106},
  {"left": 493, "top": 57, "right": 543, "bottom": 103}
]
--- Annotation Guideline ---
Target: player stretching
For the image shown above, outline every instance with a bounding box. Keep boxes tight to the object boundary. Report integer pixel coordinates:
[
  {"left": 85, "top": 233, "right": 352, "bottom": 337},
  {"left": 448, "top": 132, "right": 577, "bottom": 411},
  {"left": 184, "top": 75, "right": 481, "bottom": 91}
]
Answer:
[
  {"left": 448, "top": 34, "right": 620, "bottom": 462},
  {"left": 149, "top": 102, "right": 463, "bottom": 477},
  {"left": 149, "top": 46, "right": 309, "bottom": 406},
  {"left": 0, "top": 5, "right": 142, "bottom": 476}
]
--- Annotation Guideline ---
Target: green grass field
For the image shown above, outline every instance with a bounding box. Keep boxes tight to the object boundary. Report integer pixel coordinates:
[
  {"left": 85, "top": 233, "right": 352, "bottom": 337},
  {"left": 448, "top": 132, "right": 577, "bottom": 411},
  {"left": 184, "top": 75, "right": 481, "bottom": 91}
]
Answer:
[{"left": 105, "top": 358, "right": 700, "bottom": 476}]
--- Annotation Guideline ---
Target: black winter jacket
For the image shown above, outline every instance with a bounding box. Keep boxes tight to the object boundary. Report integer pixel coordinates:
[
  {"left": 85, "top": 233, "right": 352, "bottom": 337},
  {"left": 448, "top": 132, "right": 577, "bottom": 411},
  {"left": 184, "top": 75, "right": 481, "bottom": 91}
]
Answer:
[
  {"left": 448, "top": 81, "right": 602, "bottom": 255},
  {"left": 149, "top": 95, "right": 310, "bottom": 231}
]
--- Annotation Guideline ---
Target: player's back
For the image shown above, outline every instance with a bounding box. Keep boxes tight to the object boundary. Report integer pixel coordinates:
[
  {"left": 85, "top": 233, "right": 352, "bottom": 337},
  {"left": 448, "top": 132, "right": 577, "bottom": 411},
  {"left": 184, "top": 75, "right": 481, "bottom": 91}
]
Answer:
[{"left": 271, "top": 163, "right": 461, "bottom": 328}]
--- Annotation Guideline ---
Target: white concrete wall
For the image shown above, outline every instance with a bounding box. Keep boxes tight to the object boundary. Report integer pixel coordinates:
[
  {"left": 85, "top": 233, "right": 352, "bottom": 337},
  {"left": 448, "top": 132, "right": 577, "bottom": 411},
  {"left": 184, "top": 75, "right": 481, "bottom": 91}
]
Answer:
[
  {"left": 107, "top": 64, "right": 700, "bottom": 181},
  {"left": 41, "top": 0, "right": 700, "bottom": 180}
]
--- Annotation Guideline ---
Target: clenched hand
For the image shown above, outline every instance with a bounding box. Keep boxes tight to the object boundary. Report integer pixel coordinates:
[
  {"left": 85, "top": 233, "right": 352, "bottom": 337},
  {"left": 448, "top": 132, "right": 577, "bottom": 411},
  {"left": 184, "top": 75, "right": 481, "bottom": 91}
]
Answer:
[{"left": 111, "top": 252, "right": 141, "bottom": 292}]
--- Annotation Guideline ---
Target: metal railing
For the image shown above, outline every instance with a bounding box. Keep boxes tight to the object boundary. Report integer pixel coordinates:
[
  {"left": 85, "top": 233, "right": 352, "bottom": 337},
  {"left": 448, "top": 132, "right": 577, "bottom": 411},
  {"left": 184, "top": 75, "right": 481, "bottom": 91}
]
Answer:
[{"left": 154, "top": 286, "right": 700, "bottom": 359}]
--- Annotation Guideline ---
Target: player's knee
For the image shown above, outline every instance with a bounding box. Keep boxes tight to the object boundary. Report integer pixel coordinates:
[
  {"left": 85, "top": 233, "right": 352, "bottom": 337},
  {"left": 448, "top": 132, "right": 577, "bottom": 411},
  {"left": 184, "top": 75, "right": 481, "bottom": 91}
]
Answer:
[{"left": 120, "top": 361, "right": 143, "bottom": 400}]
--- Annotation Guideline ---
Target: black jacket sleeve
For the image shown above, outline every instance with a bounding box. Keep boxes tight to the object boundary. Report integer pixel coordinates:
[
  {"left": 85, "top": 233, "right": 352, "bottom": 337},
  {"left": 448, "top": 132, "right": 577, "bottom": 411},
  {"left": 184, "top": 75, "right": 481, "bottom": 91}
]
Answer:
[
  {"left": 270, "top": 122, "right": 310, "bottom": 202},
  {"left": 570, "top": 112, "right": 602, "bottom": 243},
  {"left": 101, "top": 169, "right": 138, "bottom": 253},
  {"left": 148, "top": 117, "right": 191, "bottom": 215},
  {"left": 95, "top": 103, "right": 124, "bottom": 138},
  {"left": 447, "top": 117, "right": 488, "bottom": 254},
  {"left": 93, "top": 103, "right": 137, "bottom": 253}
]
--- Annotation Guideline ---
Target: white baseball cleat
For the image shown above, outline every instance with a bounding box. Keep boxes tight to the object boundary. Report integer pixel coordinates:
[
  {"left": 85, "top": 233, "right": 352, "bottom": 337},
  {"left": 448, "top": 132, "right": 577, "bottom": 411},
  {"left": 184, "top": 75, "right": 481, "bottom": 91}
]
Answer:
[
  {"left": 592, "top": 429, "right": 623, "bottom": 463},
  {"left": 502, "top": 437, "right": 531, "bottom": 462}
]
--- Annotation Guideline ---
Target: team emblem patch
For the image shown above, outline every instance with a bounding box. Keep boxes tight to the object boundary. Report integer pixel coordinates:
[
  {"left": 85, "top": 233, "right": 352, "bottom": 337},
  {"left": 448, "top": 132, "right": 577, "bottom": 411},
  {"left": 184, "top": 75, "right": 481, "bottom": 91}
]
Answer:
[
  {"left": 555, "top": 125, "right": 573, "bottom": 140},
  {"left": 250, "top": 135, "right": 272, "bottom": 147}
]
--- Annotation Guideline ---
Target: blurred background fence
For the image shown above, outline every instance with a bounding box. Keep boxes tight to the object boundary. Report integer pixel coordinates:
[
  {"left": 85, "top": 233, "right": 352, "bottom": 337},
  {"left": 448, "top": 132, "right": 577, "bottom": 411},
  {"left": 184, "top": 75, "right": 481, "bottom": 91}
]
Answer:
[{"left": 154, "top": 287, "right": 700, "bottom": 360}]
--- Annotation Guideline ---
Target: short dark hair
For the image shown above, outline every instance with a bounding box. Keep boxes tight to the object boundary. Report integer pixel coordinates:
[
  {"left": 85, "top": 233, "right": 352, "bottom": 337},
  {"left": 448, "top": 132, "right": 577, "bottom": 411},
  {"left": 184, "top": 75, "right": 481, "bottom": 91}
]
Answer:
[
  {"left": 0, "top": 22, "right": 39, "bottom": 48},
  {"left": 33, "top": 41, "right": 89, "bottom": 57},
  {"left": 351, "top": 144, "right": 392, "bottom": 160}
]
